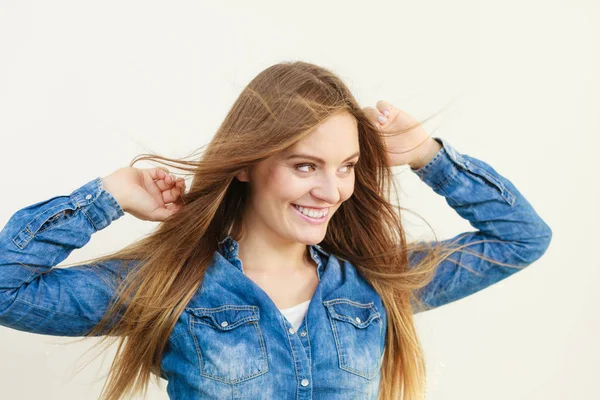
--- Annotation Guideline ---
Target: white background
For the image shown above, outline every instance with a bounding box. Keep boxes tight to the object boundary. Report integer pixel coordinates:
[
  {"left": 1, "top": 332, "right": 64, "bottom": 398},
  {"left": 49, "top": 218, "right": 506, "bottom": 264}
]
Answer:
[{"left": 0, "top": 0, "right": 597, "bottom": 399}]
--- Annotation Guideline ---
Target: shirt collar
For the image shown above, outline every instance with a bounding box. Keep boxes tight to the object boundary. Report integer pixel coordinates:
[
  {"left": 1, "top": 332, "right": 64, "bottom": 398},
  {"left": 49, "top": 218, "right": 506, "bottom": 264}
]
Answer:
[{"left": 217, "top": 235, "right": 330, "bottom": 279}]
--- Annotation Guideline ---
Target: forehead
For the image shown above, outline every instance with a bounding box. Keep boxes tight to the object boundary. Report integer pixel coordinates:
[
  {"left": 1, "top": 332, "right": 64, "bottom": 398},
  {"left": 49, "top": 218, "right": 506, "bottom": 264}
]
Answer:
[{"left": 283, "top": 112, "right": 359, "bottom": 156}]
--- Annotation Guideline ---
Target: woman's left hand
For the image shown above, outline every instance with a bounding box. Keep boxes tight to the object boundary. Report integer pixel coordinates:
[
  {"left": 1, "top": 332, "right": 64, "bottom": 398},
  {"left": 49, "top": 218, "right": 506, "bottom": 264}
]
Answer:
[{"left": 362, "top": 100, "right": 435, "bottom": 168}]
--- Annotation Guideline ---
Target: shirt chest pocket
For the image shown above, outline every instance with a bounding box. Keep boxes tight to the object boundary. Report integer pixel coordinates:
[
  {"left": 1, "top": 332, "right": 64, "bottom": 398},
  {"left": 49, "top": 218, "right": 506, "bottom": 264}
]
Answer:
[
  {"left": 185, "top": 305, "right": 269, "bottom": 384},
  {"left": 323, "top": 299, "right": 383, "bottom": 380}
]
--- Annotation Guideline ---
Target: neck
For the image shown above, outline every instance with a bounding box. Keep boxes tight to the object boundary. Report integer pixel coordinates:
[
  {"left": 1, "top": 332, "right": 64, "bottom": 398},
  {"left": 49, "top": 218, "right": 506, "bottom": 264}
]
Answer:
[{"left": 235, "top": 231, "right": 314, "bottom": 276}]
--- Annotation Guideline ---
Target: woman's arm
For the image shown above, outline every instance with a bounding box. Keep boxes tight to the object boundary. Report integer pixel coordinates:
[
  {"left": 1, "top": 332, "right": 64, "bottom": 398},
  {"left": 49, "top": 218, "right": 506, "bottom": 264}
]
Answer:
[
  {"left": 408, "top": 137, "right": 552, "bottom": 313},
  {"left": 0, "top": 177, "right": 134, "bottom": 336}
]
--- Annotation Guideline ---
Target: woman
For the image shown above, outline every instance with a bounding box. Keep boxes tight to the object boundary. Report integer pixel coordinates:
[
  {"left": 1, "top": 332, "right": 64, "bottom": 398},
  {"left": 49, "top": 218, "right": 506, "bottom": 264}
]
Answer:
[{"left": 0, "top": 61, "right": 552, "bottom": 399}]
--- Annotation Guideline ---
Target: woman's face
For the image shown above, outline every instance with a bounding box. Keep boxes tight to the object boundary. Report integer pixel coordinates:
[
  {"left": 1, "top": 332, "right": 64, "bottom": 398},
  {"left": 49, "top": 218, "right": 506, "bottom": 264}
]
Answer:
[{"left": 236, "top": 111, "right": 360, "bottom": 246}]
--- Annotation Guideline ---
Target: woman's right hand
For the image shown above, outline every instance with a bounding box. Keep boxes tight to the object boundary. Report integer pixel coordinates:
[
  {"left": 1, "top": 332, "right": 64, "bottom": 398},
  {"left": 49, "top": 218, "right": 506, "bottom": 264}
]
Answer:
[{"left": 101, "top": 167, "right": 186, "bottom": 221}]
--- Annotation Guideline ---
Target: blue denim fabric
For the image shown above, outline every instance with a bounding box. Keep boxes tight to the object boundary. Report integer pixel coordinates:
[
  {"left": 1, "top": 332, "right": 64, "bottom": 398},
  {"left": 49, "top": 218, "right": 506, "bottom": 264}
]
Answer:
[
  {"left": 0, "top": 137, "right": 551, "bottom": 399},
  {"left": 408, "top": 138, "right": 552, "bottom": 311}
]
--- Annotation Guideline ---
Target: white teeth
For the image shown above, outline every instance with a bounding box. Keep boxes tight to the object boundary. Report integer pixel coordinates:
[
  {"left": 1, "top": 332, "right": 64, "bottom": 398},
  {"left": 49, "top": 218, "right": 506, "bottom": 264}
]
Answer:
[{"left": 294, "top": 204, "right": 327, "bottom": 219}]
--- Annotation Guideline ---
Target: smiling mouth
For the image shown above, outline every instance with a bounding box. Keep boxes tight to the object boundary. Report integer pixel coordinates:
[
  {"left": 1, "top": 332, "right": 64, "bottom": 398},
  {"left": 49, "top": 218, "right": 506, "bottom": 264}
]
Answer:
[{"left": 291, "top": 204, "right": 329, "bottom": 221}]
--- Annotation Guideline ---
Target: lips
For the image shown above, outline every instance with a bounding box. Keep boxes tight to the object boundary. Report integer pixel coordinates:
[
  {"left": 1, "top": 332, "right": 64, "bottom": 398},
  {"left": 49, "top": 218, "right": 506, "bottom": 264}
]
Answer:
[
  {"left": 292, "top": 204, "right": 329, "bottom": 216},
  {"left": 291, "top": 204, "right": 328, "bottom": 223},
  {"left": 292, "top": 204, "right": 329, "bottom": 210}
]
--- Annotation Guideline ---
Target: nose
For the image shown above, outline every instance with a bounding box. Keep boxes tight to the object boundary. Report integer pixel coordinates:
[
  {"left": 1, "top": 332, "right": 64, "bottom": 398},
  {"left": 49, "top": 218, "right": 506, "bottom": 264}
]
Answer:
[{"left": 310, "top": 171, "right": 341, "bottom": 205}]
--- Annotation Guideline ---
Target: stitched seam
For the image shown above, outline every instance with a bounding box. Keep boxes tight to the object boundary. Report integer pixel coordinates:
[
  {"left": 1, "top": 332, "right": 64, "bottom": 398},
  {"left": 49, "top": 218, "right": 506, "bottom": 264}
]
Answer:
[
  {"left": 101, "top": 190, "right": 124, "bottom": 215},
  {"left": 189, "top": 312, "right": 267, "bottom": 384},
  {"left": 430, "top": 168, "right": 460, "bottom": 191},
  {"left": 324, "top": 301, "right": 381, "bottom": 379},
  {"left": 304, "top": 314, "right": 312, "bottom": 373},
  {"left": 280, "top": 312, "right": 302, "bottom": 398},
  {"left": 325, "top": 305, "right": 344, "bottom": 372},
  {"left": 188, "top": 317, "right": 205, "bottom": 392},
  {"left": 79, "top": 207, "right": 100, "bottom": 231}
]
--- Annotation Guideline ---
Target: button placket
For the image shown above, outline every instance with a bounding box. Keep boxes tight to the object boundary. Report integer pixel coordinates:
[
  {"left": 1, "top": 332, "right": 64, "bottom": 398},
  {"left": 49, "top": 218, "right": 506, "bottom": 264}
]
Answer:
[{"left": 280, "top": 315, "right": 312, "bottom": 391}]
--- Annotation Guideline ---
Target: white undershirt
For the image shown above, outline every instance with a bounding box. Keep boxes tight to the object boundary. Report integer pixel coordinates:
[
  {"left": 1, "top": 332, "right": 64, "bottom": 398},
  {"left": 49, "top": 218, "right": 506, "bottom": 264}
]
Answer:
[
  {"left": 240, "top": 263, "right": 313, "bottom": 332},
  {"left": 278, "top": 300, "right": 311, "bottom": 331}
]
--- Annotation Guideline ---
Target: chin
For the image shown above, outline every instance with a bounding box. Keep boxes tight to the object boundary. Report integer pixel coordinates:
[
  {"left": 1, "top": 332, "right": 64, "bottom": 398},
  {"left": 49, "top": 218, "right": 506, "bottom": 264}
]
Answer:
[{"left": 295, "top": 232, "right": 326, "bottom": 245}]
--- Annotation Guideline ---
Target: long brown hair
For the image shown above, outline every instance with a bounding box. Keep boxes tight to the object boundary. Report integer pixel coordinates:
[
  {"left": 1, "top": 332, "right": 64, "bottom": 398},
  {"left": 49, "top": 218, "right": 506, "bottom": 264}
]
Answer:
[{"left": 51, "top": 61, "right": 523, "bottom": 399}]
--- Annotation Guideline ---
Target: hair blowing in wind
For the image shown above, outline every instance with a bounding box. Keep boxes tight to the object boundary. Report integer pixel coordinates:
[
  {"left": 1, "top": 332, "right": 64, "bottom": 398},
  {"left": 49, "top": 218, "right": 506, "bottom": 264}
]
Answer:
[{"left": 51, "top": 61, "right": 522, "bottom": 400}]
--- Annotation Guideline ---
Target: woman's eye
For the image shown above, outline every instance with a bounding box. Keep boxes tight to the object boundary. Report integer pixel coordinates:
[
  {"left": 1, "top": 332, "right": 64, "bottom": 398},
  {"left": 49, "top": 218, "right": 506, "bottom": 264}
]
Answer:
[
  {"left": 295, "top": 163, "right": 315, "bottom": 173},
  {"left": 295, "top": 163, "right": 356, "bottom": 173},
  {"left": 341, "top": 163, "right": 356, "bottom": 173}
]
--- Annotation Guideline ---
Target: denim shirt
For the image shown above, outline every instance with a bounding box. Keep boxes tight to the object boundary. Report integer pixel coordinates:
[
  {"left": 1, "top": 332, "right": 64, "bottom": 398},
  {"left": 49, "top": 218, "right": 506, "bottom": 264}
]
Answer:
[{"left": 0, "top": 137, "right": 552, "bottom": 399}]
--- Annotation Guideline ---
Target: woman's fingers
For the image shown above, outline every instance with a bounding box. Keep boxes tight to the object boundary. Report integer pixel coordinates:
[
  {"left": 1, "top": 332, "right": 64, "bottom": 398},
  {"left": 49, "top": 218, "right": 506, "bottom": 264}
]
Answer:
[
  {"left": 375, "top": 100, "right": 394, "bottom": 116},
  {"left": 147, "top": 166, "right": 167, "bottom": 180},
  {"left": 142, "top": 167, "right": 186, "bottom": 211},
  {"left": 363, "top": 100, "right": 396, "bottom": 129},
  {"left": 147, "top": 166, "right": 176, "bottom": 184},
  {"left": 146, "top": 167, "right": 179, "bottom": 192},
  {"left": 161, "top": 178, "right": 186, "bottom": 205}
]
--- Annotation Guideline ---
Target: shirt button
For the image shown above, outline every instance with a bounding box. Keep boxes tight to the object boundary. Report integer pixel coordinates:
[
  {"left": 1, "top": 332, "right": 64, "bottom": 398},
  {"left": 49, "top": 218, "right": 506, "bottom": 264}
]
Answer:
[
  {"left": 85, "top": 194, "right": 92, "bottom": 200},
  {"left": 229, "top": 245, "right": 234, "bottom": 251},
  {"left": 288, "top": 327, "right": 295, "bottom": 334},
  {"left": 355, "top": 317, "right": 361, "bottom": 323},
  {"left": 300, "top": 331, "right": 307, "bottom": 337},
  {"left": 221, "top": 321, "right": 228, "bottom": 327},
  {"left": 301, "top": 379, "right": 309, "bottom": 386}
]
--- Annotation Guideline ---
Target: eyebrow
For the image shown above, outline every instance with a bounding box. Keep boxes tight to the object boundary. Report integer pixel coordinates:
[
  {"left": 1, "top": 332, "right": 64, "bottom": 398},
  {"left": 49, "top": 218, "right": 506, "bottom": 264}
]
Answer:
[{"left": 284, "top": 151, "right": 360, "bottom": 164}]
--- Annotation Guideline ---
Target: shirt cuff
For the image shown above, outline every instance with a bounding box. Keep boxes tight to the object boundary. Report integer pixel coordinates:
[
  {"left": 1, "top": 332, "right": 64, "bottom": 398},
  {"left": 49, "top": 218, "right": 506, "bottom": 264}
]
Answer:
[
  {"left": 69, "top": 177, "right": 125, "bottom": 231},
  {"left": 410, "top": 137, "right": 469, "bottom": 190}
]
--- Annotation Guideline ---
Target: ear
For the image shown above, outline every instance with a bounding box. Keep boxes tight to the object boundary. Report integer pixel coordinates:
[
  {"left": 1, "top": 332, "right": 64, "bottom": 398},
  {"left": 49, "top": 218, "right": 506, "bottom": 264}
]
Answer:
[{"left": 235, "top": 168, "right": 250, "bottom": 182}]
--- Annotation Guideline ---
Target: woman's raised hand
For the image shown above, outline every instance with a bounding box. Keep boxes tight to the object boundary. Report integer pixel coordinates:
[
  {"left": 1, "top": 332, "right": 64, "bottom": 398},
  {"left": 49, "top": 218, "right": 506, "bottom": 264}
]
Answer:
[
  {"left": 362, "top": 100, "right": 435, "bottom": 168},
  {"left": 101, "top": 166, "right": 186, "bottom": 221}
]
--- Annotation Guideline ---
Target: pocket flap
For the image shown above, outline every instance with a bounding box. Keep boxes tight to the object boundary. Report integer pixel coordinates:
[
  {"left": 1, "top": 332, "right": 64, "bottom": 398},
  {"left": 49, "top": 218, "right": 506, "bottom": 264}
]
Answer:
[
  {"left": 323, "top": 299, "right": 380, "bottom": 328},
  {"left": 186, "top": 305, "right": 259, "bottom": 331}
]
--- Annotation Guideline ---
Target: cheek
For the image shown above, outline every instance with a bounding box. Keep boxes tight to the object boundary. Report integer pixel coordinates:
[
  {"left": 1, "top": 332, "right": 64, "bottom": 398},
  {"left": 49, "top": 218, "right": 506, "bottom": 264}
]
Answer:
[
  {"left": 339, "top": 181, "right": 355, "bottom": 202},
  {"left": 263, "top": 169, "right": 307, "bottom": 200}
]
